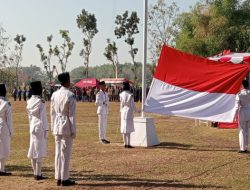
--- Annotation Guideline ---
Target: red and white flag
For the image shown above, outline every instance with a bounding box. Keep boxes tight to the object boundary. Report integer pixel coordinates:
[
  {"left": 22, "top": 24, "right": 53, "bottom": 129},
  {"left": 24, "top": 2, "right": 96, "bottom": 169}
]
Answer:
[{"left": 144, "top": 45, "right": 250, "bottom": 122}]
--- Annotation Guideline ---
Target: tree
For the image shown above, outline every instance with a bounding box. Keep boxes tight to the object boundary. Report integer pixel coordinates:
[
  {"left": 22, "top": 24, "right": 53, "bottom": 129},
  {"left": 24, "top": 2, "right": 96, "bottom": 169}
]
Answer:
[
  {"left": 175, "top": 0, "right": 250, "bottom": 56},
  {"left": 36, "top": 35, "right": 55, "bottom": 83},
  {"left": 76, "top": 9, "right": 98, "bottom": 78},
  {"left": 54, "top": 30, "right": 74, "bottom": 73},
  {"left": 0, "top": 25, "right": 10, "bottom": 59},
  {"left": 148, "top": 0, "right": 179, "bottom": 74},
  {"left": 114, "top": 11, "right": 140, "bottom": 85},
  {"left": 0, "top": 26, "right": 15, "bottom": 89},
  {"left": 104, "top": 39, "right": 119, "bottom": 78},
  {"left": 13, "top": 34, "right": 26, "bottom": 86}
]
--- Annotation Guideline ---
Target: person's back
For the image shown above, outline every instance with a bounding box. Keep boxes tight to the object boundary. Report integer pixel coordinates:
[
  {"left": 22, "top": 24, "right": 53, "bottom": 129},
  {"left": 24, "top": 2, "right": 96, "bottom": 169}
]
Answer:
[
  {"left": 50, "top": 72, "right": 76, "bottom": 186},
  {"left": 51, "top": 87, "right": 75, "bottom": 136}
]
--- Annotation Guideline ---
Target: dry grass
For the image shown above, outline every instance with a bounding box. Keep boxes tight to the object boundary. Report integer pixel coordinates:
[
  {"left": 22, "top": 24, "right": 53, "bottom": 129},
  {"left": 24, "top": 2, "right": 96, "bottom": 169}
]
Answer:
[{"left": 1, "top": 100, "right": 249, "bottom": 190}]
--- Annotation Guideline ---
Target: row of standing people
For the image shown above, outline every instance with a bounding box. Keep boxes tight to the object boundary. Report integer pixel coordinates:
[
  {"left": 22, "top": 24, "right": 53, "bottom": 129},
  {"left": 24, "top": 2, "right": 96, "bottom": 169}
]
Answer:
[
  {"left": 0, "top": 72, "right": 140, "bottom": 187},
  {"left": 72, "top": 85, "right": 145, "bottom": 103},
  {"left": 12, "top": 86, "right": 32, "bottom": 101}
]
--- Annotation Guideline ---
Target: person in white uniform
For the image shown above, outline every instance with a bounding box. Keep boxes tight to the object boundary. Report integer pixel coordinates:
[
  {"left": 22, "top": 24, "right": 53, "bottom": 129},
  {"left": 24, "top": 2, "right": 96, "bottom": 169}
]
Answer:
[
  {"left": 0, "top": 84, "right": 13, "bottom": 176},
  {"left": 27, "top": 81, "right": 48, "bottom": 180},
  {"left": 236, "top": 80, "right": 250, "bottom": 153},
  {"left": 119, "top": 82, "right": 140, "bottom": 148},
  {"left": 51, "top": 72, "right": 76, "bottom": 186},
  {"left": 95, "top": 81, "right": 110, "bottom": 144}
]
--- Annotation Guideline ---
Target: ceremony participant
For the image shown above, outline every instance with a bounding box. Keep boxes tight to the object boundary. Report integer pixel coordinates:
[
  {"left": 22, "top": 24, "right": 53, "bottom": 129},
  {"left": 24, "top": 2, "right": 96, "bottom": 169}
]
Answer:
[
  {"left": 18, "top": 87, "right": 22, "bottom": 101},
  {"left": 51, "top": 72, "right": 76, "bottom": 186},
  {"left": 95, "top": 81, "right": 110, "bottom": 144},
  {"left": 27, "top": 81, "right": 48, "bottom": 180},
  {"left": 119, "top": 82, "right": 140, "bottom": 148},
  {"left": 0, "top": 84, "right": 13, "bottom": 176},
  {"left": 12, "top": 87, "right": 17, "bottom": 101},
  {"left": 236, "top": 80, "right": 250, "bottom": 153}
]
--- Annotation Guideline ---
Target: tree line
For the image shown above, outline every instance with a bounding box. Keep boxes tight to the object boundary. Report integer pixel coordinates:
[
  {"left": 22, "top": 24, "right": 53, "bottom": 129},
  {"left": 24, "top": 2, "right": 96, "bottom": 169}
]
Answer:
[{"left": 0, "top": 0, "right": 249, "bottom": 88}]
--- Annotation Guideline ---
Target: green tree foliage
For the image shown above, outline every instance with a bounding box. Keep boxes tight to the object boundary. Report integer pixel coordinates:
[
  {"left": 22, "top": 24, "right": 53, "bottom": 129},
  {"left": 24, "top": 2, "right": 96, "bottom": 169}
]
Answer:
[
  {"left": 114, "top": 11, "right": 140, "bottom": 85},
  {"left": 13, "top": 34, "right": 26, "bottom": 86},
  {"left": 104, "top": 39, "right": 119, "bottom": 78},
  {"left": 148, "top": 0, "right": 179, "bottom": 74},
  {"left": 54, "top": 30, "right": 74, "bottom": 73},
  {"left": 76, "top": 9, "right": 98, "bottom": 78},
  {"left": 36, "top": 35, "right": 55, "bottom": 83},
  {"left": 175, "top": 0, "right": 250, "bottom": 56}
]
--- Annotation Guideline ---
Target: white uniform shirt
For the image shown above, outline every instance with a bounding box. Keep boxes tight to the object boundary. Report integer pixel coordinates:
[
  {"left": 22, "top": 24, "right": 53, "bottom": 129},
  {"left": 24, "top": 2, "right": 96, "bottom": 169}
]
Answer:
[
  {"left": 51, "top": 87, "right": 76, "bottom": 137},
  {"left": 236, "top": 89, "right": 250, "bottom": 121},
  {"left": 27, "top": 95, "right": 48, "bottom": 134},
  {"left": 119, "top": 91, "right": 137, "bottom": 133},
  {"left": 27, "top": 95, "right": 48, "bottom": 159},
  {"left": 95, "top": 90, "right": 109, "bottom": 115},
  {"left": 0, "top": 96, "right": 13, "bottom": 159}
]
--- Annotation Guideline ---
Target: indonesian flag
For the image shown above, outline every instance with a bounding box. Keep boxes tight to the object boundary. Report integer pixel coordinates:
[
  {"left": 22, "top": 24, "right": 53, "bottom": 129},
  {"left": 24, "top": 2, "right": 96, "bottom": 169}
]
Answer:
[{"left": 144, "top": 45, "right": 250, "bottom": 122}]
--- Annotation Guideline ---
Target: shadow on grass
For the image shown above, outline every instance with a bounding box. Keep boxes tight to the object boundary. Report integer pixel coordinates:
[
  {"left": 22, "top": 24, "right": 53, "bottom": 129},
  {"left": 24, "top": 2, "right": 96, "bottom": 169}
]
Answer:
[
  {"left": 6, "top": 165, "right": 55, "bottom": 177},
  {"left": 153, "top": 142, "right": 237, "bottom": 152},
  {"left": 71, "top": 173, "right": 226, "bottom": 189}
]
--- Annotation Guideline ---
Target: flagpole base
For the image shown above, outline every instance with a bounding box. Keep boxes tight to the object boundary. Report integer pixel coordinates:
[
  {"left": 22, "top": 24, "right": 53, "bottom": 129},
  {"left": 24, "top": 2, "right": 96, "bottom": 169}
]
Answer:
[{"left": 130, "top": 117, "right": 160, "bottom": 147}]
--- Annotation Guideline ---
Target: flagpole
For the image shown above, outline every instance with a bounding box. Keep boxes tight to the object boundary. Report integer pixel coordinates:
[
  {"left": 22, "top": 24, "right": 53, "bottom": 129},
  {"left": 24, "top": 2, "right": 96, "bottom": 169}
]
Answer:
[
  {"left": 141, "top": 0, "right": 148, "bottom": 118},
  {"left": 130, "top": 0, "right": 159, "bottom": 147}
]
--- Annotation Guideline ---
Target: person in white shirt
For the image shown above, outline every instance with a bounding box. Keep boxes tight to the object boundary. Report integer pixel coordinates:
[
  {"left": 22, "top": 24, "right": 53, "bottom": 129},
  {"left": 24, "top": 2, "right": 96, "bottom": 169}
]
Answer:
[
  {"left": 95, "top": 81, "right": 110, "bottom": 144},
  {"left": 51, "top": 72, "right": 76, "bottom": 186},
  {"left": 0, "top": 84, "right": 13, "bottom": 176},
  {"left": 27, "top": 81, "right": 48, "bottom": 180},
  {"left": 236, "top": 80, "right": 250, "bottom": 153},
  {"left": 119, "top": 82, "right": 140, "bottom": 148}
]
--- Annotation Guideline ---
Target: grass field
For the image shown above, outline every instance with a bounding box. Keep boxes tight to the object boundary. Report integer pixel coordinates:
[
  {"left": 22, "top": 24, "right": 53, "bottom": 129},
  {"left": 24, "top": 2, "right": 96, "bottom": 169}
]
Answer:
[{"left": 1, "top": 100, "right": 250, "bottom": 190}]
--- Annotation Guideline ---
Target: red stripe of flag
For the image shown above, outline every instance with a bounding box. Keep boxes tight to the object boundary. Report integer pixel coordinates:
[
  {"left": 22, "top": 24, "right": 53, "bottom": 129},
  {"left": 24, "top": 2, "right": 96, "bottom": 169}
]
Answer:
[{"left": 154, "top": 45, "right": 250, "bottom": 94}]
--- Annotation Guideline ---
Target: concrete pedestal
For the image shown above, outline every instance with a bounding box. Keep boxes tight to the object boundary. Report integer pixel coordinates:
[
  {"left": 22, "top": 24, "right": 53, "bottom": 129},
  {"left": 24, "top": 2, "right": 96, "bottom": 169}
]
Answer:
[{"left": 130, "top": 117, "right": 160, "bottom": 147}]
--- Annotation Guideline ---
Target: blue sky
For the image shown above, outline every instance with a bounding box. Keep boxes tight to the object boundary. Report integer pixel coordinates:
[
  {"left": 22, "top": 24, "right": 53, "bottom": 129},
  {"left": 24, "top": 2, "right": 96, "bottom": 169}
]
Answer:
[{"left": 0, "top": 0, "right": 199, "bottom": 72}]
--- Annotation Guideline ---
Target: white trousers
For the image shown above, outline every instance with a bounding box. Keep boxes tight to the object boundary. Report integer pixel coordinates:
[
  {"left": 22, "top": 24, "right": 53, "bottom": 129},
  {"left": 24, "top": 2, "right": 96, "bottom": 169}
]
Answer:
[
  {"left": 98, "top": 114, "right": 107, "bottom": 140},
  {"left": 55, "top": 135, "right": 72, "bottom": 181},
  {"left": 239, "top": 120, "right": 250, "bottom": 151},
  {"left": 31, "top": 158, "right": 42, "bottom": 176},
  {"left": 0, "top": 158, "right": 6, "bottom": 172},
  {"left": 123, "top": 133, "right": 131, "bottom": 146}
]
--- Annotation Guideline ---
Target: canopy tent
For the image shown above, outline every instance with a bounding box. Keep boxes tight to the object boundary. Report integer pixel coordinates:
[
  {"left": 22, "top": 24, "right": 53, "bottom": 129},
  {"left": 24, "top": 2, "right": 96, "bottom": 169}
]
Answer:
[
  {"left": 74, "top": 78, "right": 99, "bottom": 88},
  {"left": 209, "top": 52, "right": 250, "bottom": 129},
  {"left": 100, "top": 78, "right": 133, "bottom": 85}
]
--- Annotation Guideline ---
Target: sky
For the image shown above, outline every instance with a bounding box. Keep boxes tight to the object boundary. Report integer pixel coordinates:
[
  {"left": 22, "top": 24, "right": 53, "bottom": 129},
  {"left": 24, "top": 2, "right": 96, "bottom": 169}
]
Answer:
[{"left": 0, "top": 0, "right": 199, "bottom": 72}]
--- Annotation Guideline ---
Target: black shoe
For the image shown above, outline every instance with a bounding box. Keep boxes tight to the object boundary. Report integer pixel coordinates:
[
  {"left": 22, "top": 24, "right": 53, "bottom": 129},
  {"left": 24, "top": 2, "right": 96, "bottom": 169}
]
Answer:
[
  {"left": 62, "top": 179, "right": 76, "bottom": 186},
  {"left": 57, "top": 180, "right": 62, "bottom": 186},
  {"left": 238, "top": 150, "right": 248, "bottom": 153},
  {"left": 0, "top": 171, "right": 12, "bottom": 176},
  {"left": 124, "top": 145, "right": 135, "bottom": 148},
  {"left": 101, "top": 139, "right": 110, "bottom": 144},
  {"left": 35, "top": 175, "right": 47, "bottom": 180}
]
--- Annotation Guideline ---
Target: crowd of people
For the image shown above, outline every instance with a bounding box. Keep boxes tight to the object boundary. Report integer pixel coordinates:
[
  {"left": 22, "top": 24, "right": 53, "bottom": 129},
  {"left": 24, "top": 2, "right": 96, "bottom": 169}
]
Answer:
[
  {"left": 71, "top": 85, "right": 144, "bottom": 103},
  {"left": 12, "top": 84, "right": 145, "bottom": 103}
]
